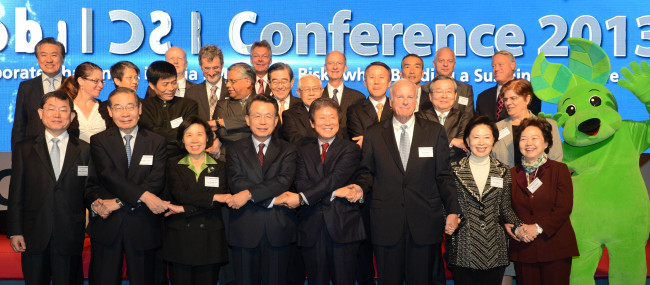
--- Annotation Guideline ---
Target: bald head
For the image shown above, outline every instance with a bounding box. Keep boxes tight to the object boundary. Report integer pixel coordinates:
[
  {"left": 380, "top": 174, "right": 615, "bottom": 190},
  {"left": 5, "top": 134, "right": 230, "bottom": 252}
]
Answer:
[
  {"left": 324, "top": 51, "right": 347, "bottom": 83},
  {"left": 165, "top": 46, "right": 188, "bottom": 79},
  {"left": 433, "top": 47, "right": 456, "bottom": 77}
]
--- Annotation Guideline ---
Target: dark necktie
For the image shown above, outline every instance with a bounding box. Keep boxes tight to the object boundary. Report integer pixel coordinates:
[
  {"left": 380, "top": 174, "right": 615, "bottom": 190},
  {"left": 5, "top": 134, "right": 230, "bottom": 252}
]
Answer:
[
  {"left": 209, "top": 86, "right": 218, "bottom": 118},
  {"left": 496, "top": 95, "right": 504, "bottom": 120},
  {"left": 258, "top": 79, "right": 265, "bottom": 94},
  {"left": 258, "top": 143, "right": 265, "bottom": 166},
  {"left": 321, "top": 143, "right": 329, "bottom": 163},
  {"left": 332, "top": 89, "right": 339, "bottom": 104}
]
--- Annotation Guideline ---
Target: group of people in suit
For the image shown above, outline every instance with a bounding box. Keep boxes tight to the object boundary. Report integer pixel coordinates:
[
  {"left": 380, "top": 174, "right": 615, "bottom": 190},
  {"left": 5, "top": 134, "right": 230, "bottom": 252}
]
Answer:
[{"left": 7, "top": 36, "right": 578, "bottom": 285}]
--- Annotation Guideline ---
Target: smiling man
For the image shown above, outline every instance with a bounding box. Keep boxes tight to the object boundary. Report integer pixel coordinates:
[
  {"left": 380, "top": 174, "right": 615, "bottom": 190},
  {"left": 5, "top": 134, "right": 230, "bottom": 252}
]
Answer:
[
  {"left": 140, "top": 61, "right": 198, "bottom": 158},
  {"left": 281, "top": 74, "right": 327, "bottom": 146},
  {"left": 400, "top": 54, "right": 430, "bottom": 112},
  {"left": 421, "top": 47, "right": 475, "bottom": 119},
  {"left": 110, "top": 61, "right": 140, "bottom": 92},
  {"left": 322, "top": 51, "right": 365, "bottom": 138},
  {"left": 250, "top": 40, "right": 273, "bottom": 96}
]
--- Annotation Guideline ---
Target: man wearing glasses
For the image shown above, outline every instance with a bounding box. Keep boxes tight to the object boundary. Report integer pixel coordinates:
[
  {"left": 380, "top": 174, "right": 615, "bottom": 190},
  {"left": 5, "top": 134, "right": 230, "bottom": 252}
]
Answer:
[
  {"left": 322, "top": 51, "right": 365, "bottom": 139},
  {"left": 281, "top": 74, "right": 326, "bottom": 147},
  {"left": 250, "top": 40, "right": 273, "bottom": 96},
  {"left": 267, "top": 62, "right": 300, "bottom": 139}
]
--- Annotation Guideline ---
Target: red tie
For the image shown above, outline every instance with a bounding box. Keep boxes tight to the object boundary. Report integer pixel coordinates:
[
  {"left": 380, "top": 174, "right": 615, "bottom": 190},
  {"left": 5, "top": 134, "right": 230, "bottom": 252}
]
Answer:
[
  {"left": 496, "top": 96, "right": 504, "bottom": 120},
  {"left": 258, "top": 143, "right": 265, "bottom": 166},
  {"left": 258, "top": 79, "right": 265, "bottom": 94},
  {"left": 321, "top": 143, "right": 329, "bottom": 163}
]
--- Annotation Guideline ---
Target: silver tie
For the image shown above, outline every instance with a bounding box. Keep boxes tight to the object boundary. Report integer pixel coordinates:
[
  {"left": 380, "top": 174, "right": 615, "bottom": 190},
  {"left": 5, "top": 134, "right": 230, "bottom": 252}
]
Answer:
[
  {"left": 48, "top": 77, "right": 55, "bottom": 92},
  {"left": 50, "top": 138, "right": 60, "bottom": 179},
  {"left": 399, "top": 124, "right": 410, "bottom": 171},
  {"left": 439, "top": 114, "right": 447, "bottom": 126},
  {"left": 124, "top": 134, "right": 133, "bottom": 167}
]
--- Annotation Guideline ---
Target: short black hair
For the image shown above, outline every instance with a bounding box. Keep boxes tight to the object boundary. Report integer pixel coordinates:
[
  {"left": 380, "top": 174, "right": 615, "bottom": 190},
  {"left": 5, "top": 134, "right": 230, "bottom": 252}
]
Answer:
[
  {"left": 177, "top": 115, "right": 215, "bottom": 151},
  {"left": 401, "top": 53, "right": 423, "bottom": 68},
  {"left": 35, "top": 37, "right": 66, "bottom": 60},
  {"left": 146, "top": 61, "right": 177, "bottom": 86},
  {"left": 268, "top": 62, "right": 294, "bottom": 81},
  {"left": 41, "top": 90, "right": 74, "bottom": 111},
  {"left": 308, "top": 97, "right": 341, "bottom": 123},
  {"left": 364, "top": 61, "right": 391, "bottom": 77},
  {"left": 245, "top": 94, "right": 278, "bottom": 116},
  {"left": 110, "top": 61, "right": 140, "bottom": 87},
  {"left": 108, "top": 87, "right": 141, "bottom": 107},
  {"left": 463, "top": 115, "right": 500, "bottom": 149},
  {"left": 515, "top": 116, "right": 554, "bottom": 154}
]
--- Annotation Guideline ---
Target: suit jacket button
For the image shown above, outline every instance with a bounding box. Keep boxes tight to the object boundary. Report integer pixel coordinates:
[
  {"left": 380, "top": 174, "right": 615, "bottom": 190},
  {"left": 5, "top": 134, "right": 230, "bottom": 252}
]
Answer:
[{"left": 199, "top": 224, "right": 205, "bottom": 228}]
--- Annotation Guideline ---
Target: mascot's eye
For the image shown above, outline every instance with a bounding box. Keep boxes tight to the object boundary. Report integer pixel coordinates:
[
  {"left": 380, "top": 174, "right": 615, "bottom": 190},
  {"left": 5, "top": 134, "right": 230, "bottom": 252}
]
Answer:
[
  {"left": 566, "top": 104, "right": 576, "bottom": 116},
  {"left": 589, "top": 95, "right": 602, "bottom": 107}
]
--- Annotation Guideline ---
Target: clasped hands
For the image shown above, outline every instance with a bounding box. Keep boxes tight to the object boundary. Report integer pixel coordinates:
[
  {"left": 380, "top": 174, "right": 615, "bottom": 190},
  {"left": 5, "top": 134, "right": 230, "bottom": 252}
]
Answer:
[
  {"left": 92, "top": 191, "right": 180, "bottom": 219},
  {"left": 505, "top": 223, "right": 540, "bottom": 243}
]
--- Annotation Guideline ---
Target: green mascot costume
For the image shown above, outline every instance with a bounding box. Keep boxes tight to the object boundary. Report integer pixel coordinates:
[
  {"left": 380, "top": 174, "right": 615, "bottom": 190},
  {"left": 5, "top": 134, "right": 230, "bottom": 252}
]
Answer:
[{"left": 531, "top": 37, "right": 650, "bottom": 284}]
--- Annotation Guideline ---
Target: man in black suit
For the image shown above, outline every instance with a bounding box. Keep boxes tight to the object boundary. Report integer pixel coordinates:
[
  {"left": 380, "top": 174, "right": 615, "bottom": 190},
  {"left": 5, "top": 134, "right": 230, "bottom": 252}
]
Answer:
[
  {"left": 110, "top": 61, "right": 140, "bottom": 92},
  {"left": 281, "top": 97, "right": 365, "bottom": 285},
  {"left": 145, "top": 47, "right": 196, "bottom": 98},
  {"left": 417, "top": 75, "right": 470, "bottom": 162},
  {"left": 422, "top": 47, "right": 475, "bottom": 119},
  {"left": 225, "top": 95, "right": 297, "bottom": 285},
  {"left": 140, "top": 61, "right": 199, "bottom": 159},
  {"left": 322, "top": 51, "right": 365, "bottom": 138},
  {"left": 401, "top": 54, "right": 431, "bottom": 112},
  {"left": 250, "top": 40, "right": 273, "bottom": 96},
  {"left": 353, "top": 79, "right": 462, "bottom": 284},
  {"left": 87, "top": 87, "right": 169, "bottom": 285},
  {"left": 7, "top": 91, "right": 90, "bottom": 285},
  {"left": 186, "top": 45, "right": 229, "bottom": 125},
  {"left": 281, "top": 74, "right": 323, "bottom": 146},
  {"left": 12, "top": 37, "right": 66, "bottom": 150},
  {"left": 268, "top": 62, "right": 300, "bottom": 139},
  {"left": 476, "top": 50, "right": 541, "bottom": 121},
  {"left": 214, "top": 63, "right": 257, "bottom": 155}
]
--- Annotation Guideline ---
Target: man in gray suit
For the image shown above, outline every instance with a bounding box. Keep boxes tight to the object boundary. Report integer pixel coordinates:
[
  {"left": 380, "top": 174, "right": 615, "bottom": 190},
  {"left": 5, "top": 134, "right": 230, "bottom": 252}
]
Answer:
[
  {"left": 422, "top": 47, "right": 475, "bottom": 119},
  {"left": 214, "top": 63, "right": 256, "bottom": 154}
]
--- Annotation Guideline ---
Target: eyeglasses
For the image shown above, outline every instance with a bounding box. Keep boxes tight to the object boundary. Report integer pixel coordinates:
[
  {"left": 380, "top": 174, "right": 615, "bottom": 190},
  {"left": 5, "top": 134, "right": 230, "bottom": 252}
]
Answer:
[
  {"left": 43, "top": 107, "right": 71, "bottom": 114},
  {"left": 326, "top": 61, "right": 345, "bottom": 66},
  {"left": 298, "top": 87, "right": 323, "bottom": 93},
  {"left": 83, "top": 78, "right": 105, "bottom": 85},
  {"left": 226, "top": 78, "right": 247, "bottom": 84},
  {"left": 432, "top": 90, "right": 454, "bottom": 95},
  {"left": 271, "top": 79, "right": 290, "bottom": 86},
  {"left": 111, "top": 104, "right": 137, "bottom": 113}
]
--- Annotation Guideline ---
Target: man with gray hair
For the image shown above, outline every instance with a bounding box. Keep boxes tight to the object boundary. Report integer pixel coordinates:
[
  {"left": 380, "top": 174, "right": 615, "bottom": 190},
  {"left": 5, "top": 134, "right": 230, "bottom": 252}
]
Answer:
[
  {"left": 422, "top": 47, "right": 475, "bottom": 119},
  {"left": 476, "top": 50, "right": 540, "bottom": 121},
  {"left": 281, "top": 74, "right": 324, "bottom": 146},
  {"left": 214, "top": 62, "right": 256, "bottom": 153}
]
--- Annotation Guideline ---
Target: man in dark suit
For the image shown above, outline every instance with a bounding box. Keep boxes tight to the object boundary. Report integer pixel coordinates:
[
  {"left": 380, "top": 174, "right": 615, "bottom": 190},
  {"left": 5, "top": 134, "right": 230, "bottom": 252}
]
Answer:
[
  {"left": 214, "top": 63, "right": 257, "bottom": 155},
  {"left": 281, "top": 97, "right": 365, "bottom": 285},
  {"left": 417, "top": 75, "right": 470, "bottom": 162},
  {"left": 250, "top": 40, "right": 273, "bottom": 96},
  {"left": 476, "top": 50, "right": 541, "bottom": 121},
  {"left": 281, "top": 74, "right": 323, "bottom": 146},
  {"left": 87, "top": 87, "right": 169, "bottom": 285},
  {"left": 322, "top": 51, "right": 365, "bottom": 139},
  {"left": 401, "top": 54, "right": 432, "bottom": 112},
  {"left": 110, "top": 61, "right": 140, "bottom": 92},
  {"left": 145, "top": 47, "right": 196, "bottom": 98},
  {"left": 422, "top": 47, "right": 475, "bottom": 119},
  {"left": 186, "top": 45, "right": 229, "bottom": 125},
  {"left": 11, "top": 37, "right": 66, "bottom": 150},
  {"left": 225, "top": 95, "right": 297, "bottom": 285},
  {"left": 267, "top": 62, "right": 300, "bottom": 139},
  {"left": 353, "top": 79, "right": 462, "bottom": 284},
  {"left": 7, "top": 91, "right": 90, "bottom": 285}
]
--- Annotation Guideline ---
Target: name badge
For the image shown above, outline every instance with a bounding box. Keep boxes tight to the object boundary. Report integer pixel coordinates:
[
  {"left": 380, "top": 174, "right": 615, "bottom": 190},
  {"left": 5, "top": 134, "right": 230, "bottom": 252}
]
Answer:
[
  {"left": 78, "top": 166, "right": 88, "bottom": 176},
  {"left": 205, "top": 176, "right": 219, "bottom": 187},
  {"left": 498, "top": 127, "right": 511, "bottom": 140},
  {"left": 458, "top": 96, "right": 469, "bottom": 106},
  {"left": 170, "top": 117, "right": 183, "bottom": 129},
  {"left": 527, "top": 178, "right": 543, "bottom": 194},
  {"left": 418, "top": 147, "right": 434, "bottom": 158},
  {"left": 140, "top": 155, "right": 154, "bottom": 165},
  {"left": 490, "top": 177, "right": 503, "bottom": 188}
]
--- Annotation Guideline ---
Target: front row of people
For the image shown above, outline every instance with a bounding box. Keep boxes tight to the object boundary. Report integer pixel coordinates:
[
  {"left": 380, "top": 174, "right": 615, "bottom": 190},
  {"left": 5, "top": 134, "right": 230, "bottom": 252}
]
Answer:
[{"left": 8, "top": 79, "right": 578, "bottom": 285}]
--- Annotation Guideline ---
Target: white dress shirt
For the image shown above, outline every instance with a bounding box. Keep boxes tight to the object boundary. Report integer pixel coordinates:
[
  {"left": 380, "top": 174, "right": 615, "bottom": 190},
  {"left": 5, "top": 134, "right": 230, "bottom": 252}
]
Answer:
[
  {"left": 327, "top": 84, "right": 344, "bottom": 105},
  {"left": 176, "top": 78, "right": 188, "bottom": 97},
  {"left": 392, "top": 115, "right": 415, "bottom": 153},
  {"left": 368, "top": 96, "right": 387, "bottom": 113},
  {"left": 41, "top": 73, "right": 63, "bottom": 93},
  {"left": 120, "top": 125, "right": 139, "bottom": 151}
]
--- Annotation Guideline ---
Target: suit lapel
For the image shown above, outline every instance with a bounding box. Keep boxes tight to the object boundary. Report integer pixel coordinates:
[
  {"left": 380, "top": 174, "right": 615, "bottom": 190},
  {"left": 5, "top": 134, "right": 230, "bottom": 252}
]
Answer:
[
  {"left": 242, "top": 138, "right": 264, "bottom": 177},
  {"left": 405, "top": 118, "right": 425, "bottom": 175},
  {"left": 361, "top": 100, "right": 378, "bottom": 122},
  {"left": 36, "top": 74, "right": 46, "bottom": 96},
  {"left": 59, "top": 137, "right": 80, "bottom": 180},
  {"left": 198, "top": 82, "right": 210, "bottom": 118},
  {"left": 128, "top": 128, "right": 147, "bottom": 179},
  {"left": 381, "top": 120, "right": 405, "bottom": 175},
  {"left": 33, "top": 134, "right": 56, "bottom": 181},
  {"left": 380, "top": 100, "right": 392, "bottom": 121},
  {"left": 482, "top": 157, "right": 508, "bottom": 197},
  {"left": 297, "top": 106, "right": 312, "bottom": 131},
  {"left": 262, "top": 137, "right": 281, "bottom": 174},
  {"left": 444, "top": 109, "right": 460, "bottom": 129},
  {"left": 322, "top": 137, "right": 342, "bottom": 173},
  {"left": 454, "top": 157, "right": 483, "bottom": 202}
]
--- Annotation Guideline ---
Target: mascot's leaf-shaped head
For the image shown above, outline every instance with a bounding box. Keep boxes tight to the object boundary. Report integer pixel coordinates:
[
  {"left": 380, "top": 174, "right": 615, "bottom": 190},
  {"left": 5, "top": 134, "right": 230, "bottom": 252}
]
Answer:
[{"left": 531, "top": 38, "right": 621, "bottom": 147}]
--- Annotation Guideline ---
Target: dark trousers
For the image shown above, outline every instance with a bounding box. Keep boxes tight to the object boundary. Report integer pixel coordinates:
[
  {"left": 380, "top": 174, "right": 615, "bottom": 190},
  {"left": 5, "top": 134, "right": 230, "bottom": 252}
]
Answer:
[
  {"left": 356, "top": 204, "right": 376, "bottom": 285},
  {"left": 451, "top": 265, "right": 506, "bottom": 285},
  {"left": 287, "top": 242, "right": 306, "bottom": 285},
  {"left": 169, "top": 262, "right": 221, "bottom": 285},
  {"left": 219, "top": 207, "right": 236, "bottom": 285},
  {"left": 301, "top": 224, "right": 360, "bottom": 285},
  {"left": 21, "top": 237, "right": 83, "bottom": 285},
  {"left": 373, "top": 225, "right": 445, "bottom": 285},
  {"left": 89, "top": 227, "right": 156, "bottom": 285},
  {"left": 154, "top": 250, "right": 168, "bottom": 285},
  {"left": 514, "top": 258, "right": 572, "bottom": 285},
  {"left": 232, "top": 237, "right": 290, "bottom": 285}
]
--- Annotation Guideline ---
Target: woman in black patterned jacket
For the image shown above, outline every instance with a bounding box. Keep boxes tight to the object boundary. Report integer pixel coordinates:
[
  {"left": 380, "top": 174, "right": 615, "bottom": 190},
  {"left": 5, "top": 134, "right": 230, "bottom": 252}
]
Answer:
[{"left": 447, "top": 115, "right": 523, "bottom": 285}]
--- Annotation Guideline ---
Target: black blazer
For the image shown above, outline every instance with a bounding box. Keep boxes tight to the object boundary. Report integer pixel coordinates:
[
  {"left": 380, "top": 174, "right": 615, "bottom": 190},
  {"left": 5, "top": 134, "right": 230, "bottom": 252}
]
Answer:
[
  {"left": 185, "top": 81, "right": 230, "bottom": 122},
  {"left": 346, "top": 97, "right": 393, "bottom": 139},
  {"left": 281, "top": 103, "right": 315, "bottom": 147},
  {"left": 422, "top": 79, "right": 475, "bottom": 118},
  {"left": 11, "top": 75, "right": 66, "bottom": 150},
  {"left": 476, "top": 84, "right": 542, "bottom": 122},
  {"left": 322, "top": 85, "right": 365, "bottom": 136},
  {"left": 68, "top": 100, "right": 115, "bottom": 139},
  {"left": 226, "top": 136, "right": 297, "bottom": 248},
  {"left": 415, "top": 107, "right": 470, "bottom": 161},
  {"left": 273, "top": 95, "right": 301, "bottom": 140},
  {"left": 162, "top": 155, "right": 228, "bottom": 266},
  {"left": 294, "top": 137, "right": 365, "bottom": 246},
  {"left": 140, "top": 96, "right": 199, "bottom": 158},
  {"left": 145, "top": 80, "right": 197, "bottom": 99},
  {"left": 356, "top": 117, "right": 462, "bottom": 246},
  {"left": 7, "top": 134, "right": 92, "bottom": 255},
  {"left": 87, "top": 127, "right": 167, "bottom": 250}
]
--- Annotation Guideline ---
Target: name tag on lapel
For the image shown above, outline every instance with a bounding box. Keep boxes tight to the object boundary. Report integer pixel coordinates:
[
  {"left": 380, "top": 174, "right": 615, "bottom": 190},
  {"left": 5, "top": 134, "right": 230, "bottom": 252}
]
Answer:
[
  {"left": 78, "top": 166, "right": 88, "bottom": 176},
  {"left": 170, "top": 117, "right": 183, "bottom": 128},
  {"left": 498, "top": 127, "right": 511, "bottom": 140},
  {"left": 528, "top": 178, "right": 543, "bottom": 194},
  {"left": 140, "top": 155, "right": 154, "bottom": 165},
  {"left": 205, "top": 177, "right": 219, "bottom": 187},
  {"left": 490, "top": 177, "right": 503, "bottom": 188},
  {"left": 418, "top": 147, "right": 434, "bottom": 158},
  {"left": 458, "top": 96, "right": 469, "bottom": 106}
]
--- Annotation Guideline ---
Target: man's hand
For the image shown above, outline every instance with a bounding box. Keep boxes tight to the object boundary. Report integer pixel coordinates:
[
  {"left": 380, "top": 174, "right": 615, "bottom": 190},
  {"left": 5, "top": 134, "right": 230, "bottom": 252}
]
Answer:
[
  {"left": 227, "top": 190, "right": 251, "bottom": 209},
  {"left": 98, "top": 199, "right": 121, "bottom": 218},
  {"left": 450, "top": 138, "right": 469, "bottom": 154},
  {"left": 274, "top": 192, "right": 288, "bottom": 206},
  {"left": 218, "top": 118, "right": 225, "bottom": 128},
  {"left": 516, "top": 224, "right": 539, "bottom": 243},
  {"left": 504, "top": 224, "right": 520, "bottom": 241},
  {"left": 10, "top": 235, "right": 26, "bottom": 253},
  {"left": 283, "top": 192, "right": 301, "bottom": 209},
  {"left": 213, "top": 193, "right": 232, "bottom": 203},
  {"left": 140, "top": 191, "right": 169, "bottom": 214},
  {"left": 445, "top": 214, "right": 461, "bottom": 235},
  {"left": 208, "top": 120, "right": 218, "bottom": 131},
  {"left": 352, "top": 136, "right": 364, "bottom": 148},
  {"left": 164, "top": 203, "right": 185, "bottom": 217},
  {"left": 334, "top": 184, "right": 363, "bottom": 203}
]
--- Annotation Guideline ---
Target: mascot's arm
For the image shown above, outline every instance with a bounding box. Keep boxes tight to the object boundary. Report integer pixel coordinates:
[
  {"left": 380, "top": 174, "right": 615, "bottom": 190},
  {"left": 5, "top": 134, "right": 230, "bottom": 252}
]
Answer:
[
  {"left": 619, "top": 61, "right": 650, "bottom": 153},
  {"left": 538, "top": 162, "right": 574, "bottom": 237}
]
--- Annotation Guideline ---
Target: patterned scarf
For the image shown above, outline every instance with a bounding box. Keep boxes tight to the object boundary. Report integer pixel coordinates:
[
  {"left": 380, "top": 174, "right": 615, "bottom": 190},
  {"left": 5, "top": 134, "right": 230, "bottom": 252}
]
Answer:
[{"left": 521, "top": 153, "right": 548, "bottom": 174}]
